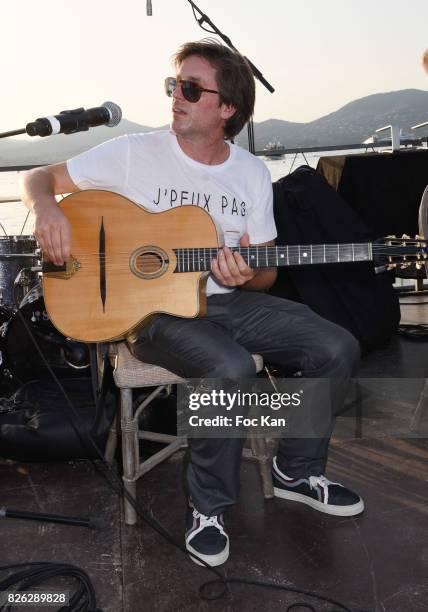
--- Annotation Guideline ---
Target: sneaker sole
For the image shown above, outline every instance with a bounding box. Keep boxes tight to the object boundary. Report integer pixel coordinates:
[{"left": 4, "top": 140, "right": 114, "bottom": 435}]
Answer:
[
  {"left": 273, "top": 487, "right": 365, "bottom": 517},
  {"left": 186, "top": 540, "right": 230, "bottom": 567}
]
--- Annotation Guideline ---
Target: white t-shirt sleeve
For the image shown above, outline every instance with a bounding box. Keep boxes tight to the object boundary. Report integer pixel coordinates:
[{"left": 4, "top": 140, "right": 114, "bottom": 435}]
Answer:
[
  {"left": 246, "top": 163, "right": 277, "bottom": 244},
  {"left": 66, "top": 134, "right": 130, "bottom": 192}
]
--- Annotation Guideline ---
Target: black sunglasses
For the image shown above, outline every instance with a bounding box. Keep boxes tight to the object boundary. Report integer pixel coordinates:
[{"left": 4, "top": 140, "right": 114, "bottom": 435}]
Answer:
[{"left": 164, "top": 77, "right": 219, "bottom": 103}]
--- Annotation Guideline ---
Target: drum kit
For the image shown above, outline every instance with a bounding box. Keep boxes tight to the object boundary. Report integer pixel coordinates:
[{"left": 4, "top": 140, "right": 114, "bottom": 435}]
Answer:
[{"left": 0, "top": 234, "right": 90, "bottom": 391}]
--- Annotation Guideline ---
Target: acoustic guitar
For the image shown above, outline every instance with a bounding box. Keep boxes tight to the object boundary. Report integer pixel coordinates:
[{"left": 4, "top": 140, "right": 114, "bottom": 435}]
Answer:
[{"left": 42, "top": 190, "right": 427, "bottom": 343}]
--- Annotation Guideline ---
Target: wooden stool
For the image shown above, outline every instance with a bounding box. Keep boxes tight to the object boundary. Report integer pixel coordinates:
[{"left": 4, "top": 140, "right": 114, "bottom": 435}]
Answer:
[{"left": 105, "top": 341, "right": 274, "bottom": 525}]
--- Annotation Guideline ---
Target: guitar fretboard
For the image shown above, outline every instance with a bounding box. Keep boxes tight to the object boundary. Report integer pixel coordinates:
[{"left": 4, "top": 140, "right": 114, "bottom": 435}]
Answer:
[{"left": 173, "top": 243, "right": 373, "bottom": 273}]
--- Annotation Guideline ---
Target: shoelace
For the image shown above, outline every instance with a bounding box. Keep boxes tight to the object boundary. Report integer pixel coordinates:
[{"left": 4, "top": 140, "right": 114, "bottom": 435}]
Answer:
[
  {"left": 308, "top": 475, "right": 338, "bottom": 504},
  {"left": 193, "top": 509, "right": 226, "bottom": 535}
]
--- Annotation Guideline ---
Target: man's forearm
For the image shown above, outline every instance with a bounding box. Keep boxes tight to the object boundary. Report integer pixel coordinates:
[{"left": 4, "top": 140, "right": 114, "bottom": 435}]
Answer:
[
  {"left": 19, "top": 163, "right": 77, "bottom": 265},
  {"left": 21, "top": 162, "right": 77, "bottom": 214},
  {"left": 20, "top": 167, "right": 58, "bottom": 212}
]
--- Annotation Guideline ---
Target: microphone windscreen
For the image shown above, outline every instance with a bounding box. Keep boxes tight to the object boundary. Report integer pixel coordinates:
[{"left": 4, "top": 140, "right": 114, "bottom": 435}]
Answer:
[{"left": 102, "top": 101, "right": 122, "bottom": 127}]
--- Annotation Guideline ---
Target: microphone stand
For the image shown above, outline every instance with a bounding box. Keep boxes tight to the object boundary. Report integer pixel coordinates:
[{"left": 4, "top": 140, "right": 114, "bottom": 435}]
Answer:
[
  {"left": 0, "top": 129, "right": 26, "bottom": 139},
  {"left": 186, "top": 0, "right": 275, "bottom": 153}
]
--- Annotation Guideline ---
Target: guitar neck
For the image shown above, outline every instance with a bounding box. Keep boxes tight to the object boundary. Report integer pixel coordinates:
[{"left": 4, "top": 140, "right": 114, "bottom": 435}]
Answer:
[{"left": 174, "top": 243, "right": 374, "bottom": 272}]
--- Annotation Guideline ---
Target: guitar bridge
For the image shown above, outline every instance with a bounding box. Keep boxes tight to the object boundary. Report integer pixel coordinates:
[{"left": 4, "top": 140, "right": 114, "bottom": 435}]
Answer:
[{"left": 43, "top": 255, "right": 81, "bottom": 279}]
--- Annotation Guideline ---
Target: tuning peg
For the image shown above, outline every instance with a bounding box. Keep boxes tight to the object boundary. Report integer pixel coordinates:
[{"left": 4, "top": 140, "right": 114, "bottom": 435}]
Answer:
[
  {"left": 386, "top": 235, "right": 397, "bottom": 239},
  {"left": 401, "top": 234, "right": 411, "bottom": 239}
]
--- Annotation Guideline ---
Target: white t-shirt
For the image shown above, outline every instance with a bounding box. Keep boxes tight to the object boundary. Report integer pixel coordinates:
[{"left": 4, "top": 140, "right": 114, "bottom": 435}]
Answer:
[{"left": 66, "top": 130, "right": 277, "bottom": 295}]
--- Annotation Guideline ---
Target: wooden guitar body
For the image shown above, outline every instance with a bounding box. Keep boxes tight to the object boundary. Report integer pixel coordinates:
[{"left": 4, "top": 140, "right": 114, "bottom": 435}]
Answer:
[{"left": 42, "top": 190, "right": 218, "bottom": 342}]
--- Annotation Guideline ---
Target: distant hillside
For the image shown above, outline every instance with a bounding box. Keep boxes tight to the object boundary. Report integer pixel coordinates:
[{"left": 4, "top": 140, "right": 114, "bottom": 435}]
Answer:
[
  {"left": 238, "top": 89, "right": 428, "bottom": 149},
  {"left": 0, "top": 120, "right": 168, "bottom": 166},
  {"left": 0, "top": 89, "right": 427, "bottom": 166}
]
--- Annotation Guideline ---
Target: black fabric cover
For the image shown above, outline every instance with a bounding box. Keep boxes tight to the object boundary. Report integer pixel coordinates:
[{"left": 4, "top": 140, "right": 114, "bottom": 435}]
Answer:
[
  {"left": 269, "top": 166, "right": 400, "bottom": 354},
  {"left": 0, "top": 377, "right": 116, "bottom": 462},
  {"left": 317, "top": 149, "right": 428, "bottom": 237}
]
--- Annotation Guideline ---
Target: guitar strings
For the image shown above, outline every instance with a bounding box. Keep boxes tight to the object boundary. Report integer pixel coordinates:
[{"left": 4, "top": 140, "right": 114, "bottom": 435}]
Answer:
[
  {"left": 41, "top": 244, "right": 425, "bottom": 276},
  {"left": 44, "top": 242, "right": 424, "bottom": 254},
  {"left": 47, "top": 243, "right": 424, "bottom": 254}
]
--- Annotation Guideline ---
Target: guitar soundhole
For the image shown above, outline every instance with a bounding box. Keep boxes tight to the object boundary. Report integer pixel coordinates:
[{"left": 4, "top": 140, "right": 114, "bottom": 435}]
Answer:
[
  {"left": 137, "top": 252, "right": 163, "bottom": 273},
  {"left": 130, "top": 246, "right": 169, "bottom": 279}
]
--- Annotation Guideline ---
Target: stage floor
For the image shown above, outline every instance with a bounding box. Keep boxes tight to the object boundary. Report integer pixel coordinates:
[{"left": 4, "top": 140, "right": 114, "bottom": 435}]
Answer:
[{"left": 1, "top": 303, "right": 427, "bottom": 611}]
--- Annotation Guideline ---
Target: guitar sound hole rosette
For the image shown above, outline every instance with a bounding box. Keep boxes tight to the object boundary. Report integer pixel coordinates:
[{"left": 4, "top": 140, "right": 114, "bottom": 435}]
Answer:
[{"left": 130, "top": 246, "right": 169, "bottom": 279}]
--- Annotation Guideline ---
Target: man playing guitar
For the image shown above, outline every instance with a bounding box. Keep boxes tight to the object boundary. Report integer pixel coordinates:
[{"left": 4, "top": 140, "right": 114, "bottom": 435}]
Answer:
[{"left": 21, "top": 39, "right": 363, "bottom": 568}]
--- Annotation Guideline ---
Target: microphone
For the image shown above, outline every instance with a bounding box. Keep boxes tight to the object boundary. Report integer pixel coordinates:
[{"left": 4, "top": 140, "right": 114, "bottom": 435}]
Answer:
[
  {"left": 25, "top": 101, "right": 122, "bottom": 137},
  {"left": 146, "top": 0, "right": 152, "bottom": 16}
]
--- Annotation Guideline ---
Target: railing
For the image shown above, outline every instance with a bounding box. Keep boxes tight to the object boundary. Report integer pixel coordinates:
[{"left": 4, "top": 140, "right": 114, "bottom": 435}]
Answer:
[
  {"left": 255, "top": 138, "right": 426, "bottom": 157},
  {"left": 0, "top": 138, "right": 426, "bottom": 172},
  {"left": 412, "top": 121, "right": 428, "bottom": 131}
]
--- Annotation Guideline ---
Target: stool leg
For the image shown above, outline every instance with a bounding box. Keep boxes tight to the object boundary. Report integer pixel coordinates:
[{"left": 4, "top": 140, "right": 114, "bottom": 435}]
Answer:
[
  {"left": 123, "top": 481, "right": 137, "bottom": 526},
  {"left": 120, "top": 387, "right": 138, "bottom": 525},
  {"left": 250, "top": 437, "right": 274, "bottom": 499}
]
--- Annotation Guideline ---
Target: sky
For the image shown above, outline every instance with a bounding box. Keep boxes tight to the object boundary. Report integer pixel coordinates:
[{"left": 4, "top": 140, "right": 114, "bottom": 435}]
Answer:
[{"left": 1, "top": 0, "right": 427, "bottom": 136}]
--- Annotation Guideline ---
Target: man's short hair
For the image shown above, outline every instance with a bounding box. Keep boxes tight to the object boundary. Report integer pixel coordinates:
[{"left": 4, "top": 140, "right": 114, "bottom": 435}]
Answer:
[{"left": 173, "top": 39, "right": 255, "bottom": 139}]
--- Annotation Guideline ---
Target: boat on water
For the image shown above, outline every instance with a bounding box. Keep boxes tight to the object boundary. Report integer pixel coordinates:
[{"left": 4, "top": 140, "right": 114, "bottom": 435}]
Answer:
[{"left": 263, "top": 140, "right": 285, "bottom": 159}]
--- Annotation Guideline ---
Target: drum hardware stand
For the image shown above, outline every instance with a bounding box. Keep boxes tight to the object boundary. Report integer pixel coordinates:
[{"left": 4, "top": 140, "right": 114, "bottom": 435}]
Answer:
[
  {"left": 0, "top": 506, "right": 94, "bottom": 528},
  {"left": 0, "top": 139, "right": 98, "bottom": 531},
  {"left": 0, "top": 384, "right": 94, "bottom": 529},
  {"left": 20, "top": 210, "right": 31, "bottom": 235},
  {"left": 0, "top": 309, "right": 96, "bottom": 531},
  {"left": 0, "top": 253, "right": 39, "bottom": 259},
  {"left": 0, "top": 251, "right": 40, "bottom": 316},
  {"left": 13, "top": 268, "right": 39, "bottom": 308}
]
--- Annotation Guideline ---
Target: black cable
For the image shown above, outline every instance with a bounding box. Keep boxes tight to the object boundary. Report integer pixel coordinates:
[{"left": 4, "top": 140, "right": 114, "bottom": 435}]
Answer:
[
  {"left": 199, "top": 577, "right": 359, "bottom": 611},
  {"left": 0, "top": 562, "right": 98, "bottom": 612}
]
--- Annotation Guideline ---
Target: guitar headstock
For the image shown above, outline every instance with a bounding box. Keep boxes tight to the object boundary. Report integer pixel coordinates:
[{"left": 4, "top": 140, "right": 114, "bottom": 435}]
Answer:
[{"left": 374, "top": 235, "right": 428, "bottom": 269}]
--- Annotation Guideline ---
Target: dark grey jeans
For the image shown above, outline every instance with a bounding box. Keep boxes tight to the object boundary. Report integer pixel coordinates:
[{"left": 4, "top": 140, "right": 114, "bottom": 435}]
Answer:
[{"left": 127, "top": 290, "right": 360, "bottom": 516}]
